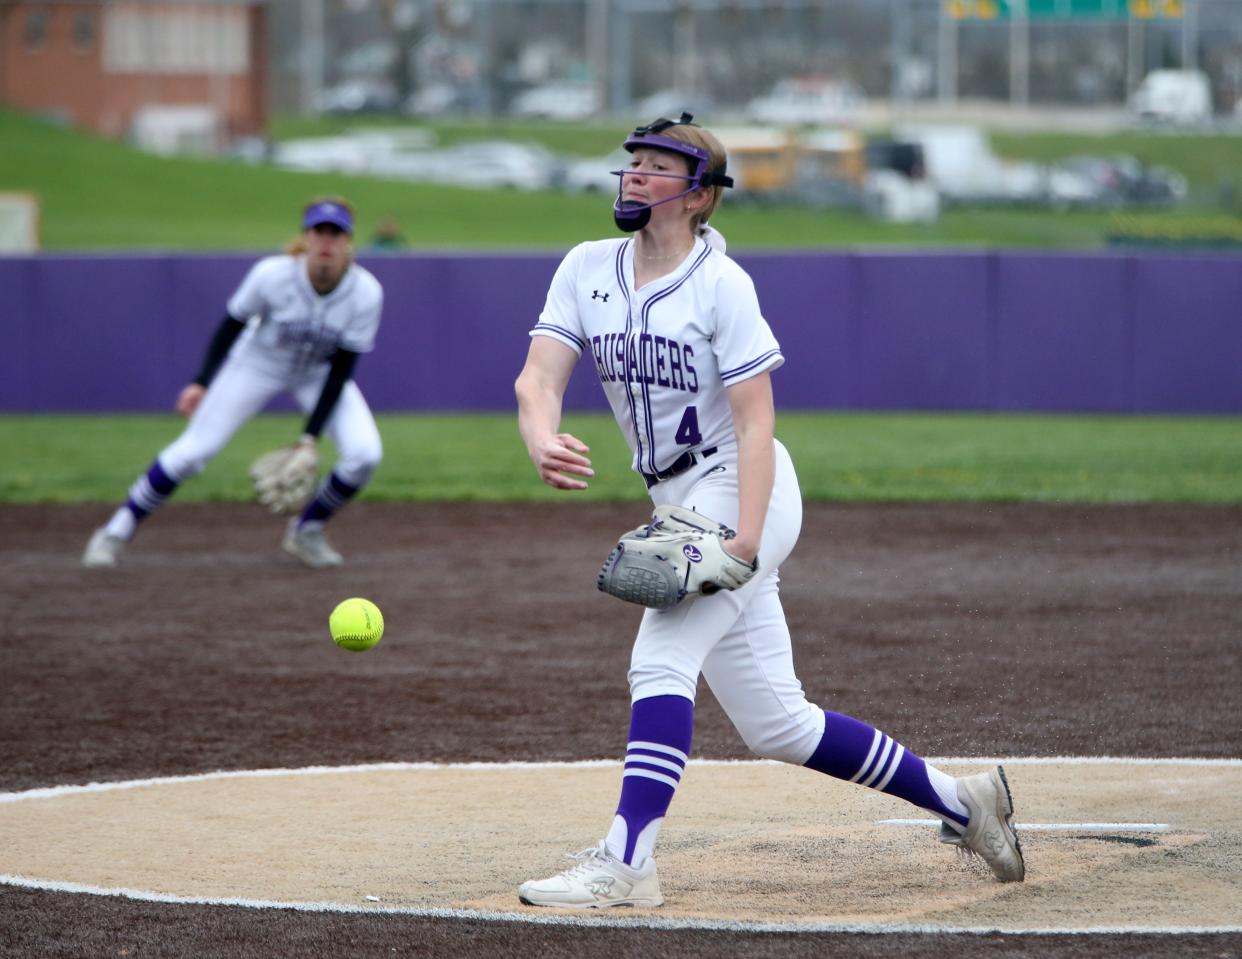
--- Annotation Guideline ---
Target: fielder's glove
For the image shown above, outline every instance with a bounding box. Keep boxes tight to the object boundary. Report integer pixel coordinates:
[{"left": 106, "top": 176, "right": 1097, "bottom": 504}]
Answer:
[
  {"left": 597, "top": 504, "right": 759, "bottom": 610},
  {"left": 249, "top": 437, "right": 318, "bottom": 515}
]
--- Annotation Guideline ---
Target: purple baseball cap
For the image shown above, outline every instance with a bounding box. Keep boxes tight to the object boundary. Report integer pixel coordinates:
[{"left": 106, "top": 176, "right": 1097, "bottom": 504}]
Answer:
[{"left": 302, "top": 200, "right": 354, "bottom": 233}]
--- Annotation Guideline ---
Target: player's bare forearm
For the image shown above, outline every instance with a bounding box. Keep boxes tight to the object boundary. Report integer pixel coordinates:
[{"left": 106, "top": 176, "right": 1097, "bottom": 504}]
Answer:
[
  {"left": 732, "top": 433, "right": 774, "bottom": 562},
  {"left": 515, "top": 346, "right": 594, "bottom": 490},
  {"left": 515, "top": 373, "right": 562, "bottom": 455},
  {"left": 517, "top": 394, "right": 594, "bottom": 491},
  {"left": 727, "top": 374, "right": 777, "bottom": 562}
]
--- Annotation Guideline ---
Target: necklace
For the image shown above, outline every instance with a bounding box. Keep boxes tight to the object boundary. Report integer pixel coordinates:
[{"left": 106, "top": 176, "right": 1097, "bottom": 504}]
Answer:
[{"left": 635, "top": 242, "right": 693, "bottom": 262}]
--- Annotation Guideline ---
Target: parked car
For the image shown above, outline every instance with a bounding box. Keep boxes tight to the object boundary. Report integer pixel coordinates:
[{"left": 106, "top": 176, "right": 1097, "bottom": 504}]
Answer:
[
  {"left": 1129, "top": 70, "right": 1212, "bottom": 126},
  {"left": 272, "top": 136, "right": 374, "bottom": 175},
  {"left": 632, "top": 89, "right": 716, "bottom": 122},
  {"left": 865, "top": 138, "right": 925, "bottom": 181},
  {"left": 863, "top": 170, "right": 940, "bottom": 223},
  {"left": 318, "top": 79, "right": 400, "bottom": 115},
  {"left": 861, "top": 137, "right": 939, "bottom": 223},
  {"left": 430, "top": 141, "right": 567, "bottom": 191},
  {"left": 273, "top": 129, "right": 436, "bottom": 178},
  {"left": 894, "top": 124, "right": 1043, "bottom": 206},
  {"left": 1043, "top": 162, "right": 1105, "bottom": 209},
  {"left": 564, "top": 149, "right": 629, "bottom": 194},
  {"left": 366, "top": 153, "right": 448, "bottom": 181},
  {"left": 405, "top": 83, "right": 474, "bottom": 118},
  {"left": 746, "top": 78, "right": 864, "bottom": 127},
  {"left": 1133, "top": 162, "right": 1188, "bottom": 205},
  {"left": 1049, "top": 154, "right": 1188, "bottom": 208},
  {"left": 509, "top": 82, "right": 601, "bottom": 121}
]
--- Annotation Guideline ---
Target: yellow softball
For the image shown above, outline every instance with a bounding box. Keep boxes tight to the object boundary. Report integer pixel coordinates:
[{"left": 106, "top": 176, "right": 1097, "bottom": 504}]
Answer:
[{"left": 329, "top": 598, "right": 384, "bottom": 653}]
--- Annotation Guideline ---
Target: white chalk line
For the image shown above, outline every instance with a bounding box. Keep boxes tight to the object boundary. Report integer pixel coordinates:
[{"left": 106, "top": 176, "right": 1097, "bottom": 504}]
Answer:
[
  {"left": 1, "top": 874, "right": 1238, "bottom": 936},
  {"left": 1, "top": 756, "right": 1238, "bottom": 805},
  {"left": 879, "top": 820, "right": 1170, "bottom": 832},
  {"left": 2, "top": 757, "right": 1238, "bottom": 936}
]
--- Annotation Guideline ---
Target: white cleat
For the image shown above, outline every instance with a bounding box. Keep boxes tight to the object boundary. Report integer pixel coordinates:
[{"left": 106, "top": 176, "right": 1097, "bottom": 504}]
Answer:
[
  {"left": 282, "top": 519, "right": 343, "bottom": 568},
  {"left": 518, "top": 841, "right": 664, "bottom": 909},
  {"left": 82, "top": 528, "right": 126, "bottom": 568},
  {"left": 940, "top": 765, "right": 1026, "bottom": 882}
]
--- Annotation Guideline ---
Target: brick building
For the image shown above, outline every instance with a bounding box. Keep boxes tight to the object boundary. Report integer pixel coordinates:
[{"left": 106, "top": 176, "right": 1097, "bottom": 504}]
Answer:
[{"left": 0, "top": 0, "right": 268, "bottom": 149}]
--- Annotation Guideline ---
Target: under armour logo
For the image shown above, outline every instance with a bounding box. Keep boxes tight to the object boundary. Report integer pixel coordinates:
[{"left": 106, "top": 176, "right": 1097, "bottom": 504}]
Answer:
[
  {"left": 592, "top": 290, "right": 610, "bottom": 302},
  {"left": 586, "top": 877, "right": 615, "bottom": 897}
]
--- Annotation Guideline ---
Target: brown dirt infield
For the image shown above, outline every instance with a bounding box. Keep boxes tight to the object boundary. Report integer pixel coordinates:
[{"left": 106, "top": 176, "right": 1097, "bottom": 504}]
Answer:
[{"left": 0, "top": 502, "right": 1239, "bottom": 958}]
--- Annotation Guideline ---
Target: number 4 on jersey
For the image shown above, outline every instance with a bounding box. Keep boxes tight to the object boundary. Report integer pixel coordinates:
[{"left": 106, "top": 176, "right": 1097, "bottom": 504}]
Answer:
[{"left": 674, "top": 406, "right": 702, "bottom": 447}]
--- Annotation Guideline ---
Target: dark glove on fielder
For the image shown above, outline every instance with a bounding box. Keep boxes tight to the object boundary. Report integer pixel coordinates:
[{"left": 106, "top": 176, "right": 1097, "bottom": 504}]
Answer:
[
  {"left": 249, "top": 438, "right": 318, "bottom": 515},
  {"left": 597, "top": 504, "right": 759, "bottom": 609}
]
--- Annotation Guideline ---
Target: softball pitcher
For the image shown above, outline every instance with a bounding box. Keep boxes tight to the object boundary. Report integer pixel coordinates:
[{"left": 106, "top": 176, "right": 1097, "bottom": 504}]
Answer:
[
  {"left": 514, "top": 115, "right": 1024, "bottom": 908},
  {"left": 82, "top": 198, "right": 383, "bottom": 569}
]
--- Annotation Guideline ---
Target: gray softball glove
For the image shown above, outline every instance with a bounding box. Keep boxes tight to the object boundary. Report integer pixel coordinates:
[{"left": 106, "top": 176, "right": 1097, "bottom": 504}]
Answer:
[
  {"left": 249, "top": 438, "right": 318, "bottom": 515},
  {"left": 597, "top": 504, "right": 759, "bottom": 609}
]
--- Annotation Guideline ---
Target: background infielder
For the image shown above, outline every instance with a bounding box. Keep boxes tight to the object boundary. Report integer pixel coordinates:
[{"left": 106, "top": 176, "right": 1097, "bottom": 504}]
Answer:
[
  {"left": 514, "top": 115, "right": 1024, "bottom": 908},
  {"left": 82, "top": 198, "right": 384, "bottom": 569}
]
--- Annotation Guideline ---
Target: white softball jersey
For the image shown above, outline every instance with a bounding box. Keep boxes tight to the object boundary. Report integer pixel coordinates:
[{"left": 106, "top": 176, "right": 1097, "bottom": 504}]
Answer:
[
  {"left": 533, "top": 236, "right": 825, "bottom": 761},
  {"left": 532, "top": 236, "right": 784, "bottom": 477},
  {"left": 226, "top": 255, "right": 383, "bottom": 382},
  {"left": 154, "top": 255, "right": 384, "bottom": 485}
]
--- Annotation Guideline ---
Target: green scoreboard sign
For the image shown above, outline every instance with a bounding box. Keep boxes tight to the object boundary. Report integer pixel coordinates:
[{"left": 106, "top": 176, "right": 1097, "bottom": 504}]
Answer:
[{"left": 946, "top": 0, "right": 1184, "bottom": 18}]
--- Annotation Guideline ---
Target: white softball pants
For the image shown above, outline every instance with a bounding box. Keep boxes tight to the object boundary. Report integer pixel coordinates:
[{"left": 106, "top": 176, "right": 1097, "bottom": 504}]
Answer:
[
  {"left": 629, "top": 439, "right": 826, "bottom": 766},
  {"left": 157, "top": 359, "right": 383, "bottom": 487}
]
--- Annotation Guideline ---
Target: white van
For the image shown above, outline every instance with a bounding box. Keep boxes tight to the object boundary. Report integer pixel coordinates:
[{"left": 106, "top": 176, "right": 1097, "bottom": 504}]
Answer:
[{"left": 1129, "top": 70, "right": 1212, "bottom": 125}]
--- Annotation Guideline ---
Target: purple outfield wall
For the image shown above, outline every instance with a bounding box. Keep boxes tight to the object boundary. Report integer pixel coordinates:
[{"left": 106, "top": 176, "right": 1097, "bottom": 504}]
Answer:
[{"left": 1, "top": 251, "right": 1239, "bottom": 413}]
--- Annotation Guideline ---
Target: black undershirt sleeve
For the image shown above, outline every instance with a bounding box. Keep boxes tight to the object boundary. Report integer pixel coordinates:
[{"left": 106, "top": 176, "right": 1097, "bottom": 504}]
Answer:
[
  {"left": 192, "top": 314, "right": 247, "bottom": 387},
  {"left": 303, "top": 349, "right": 360, "bottom": 439}
]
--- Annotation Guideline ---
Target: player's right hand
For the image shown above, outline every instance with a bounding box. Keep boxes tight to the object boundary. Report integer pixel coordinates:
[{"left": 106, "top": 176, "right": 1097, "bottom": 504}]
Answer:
[
  {"left": 175, "top": 384, "right": 205, "bottom": 417},
  {"left": 532, "top": 432, "right": 593, "bottom": 491}
]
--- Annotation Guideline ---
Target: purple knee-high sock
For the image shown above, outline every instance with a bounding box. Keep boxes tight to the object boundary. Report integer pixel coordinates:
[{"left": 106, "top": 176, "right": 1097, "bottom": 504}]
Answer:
[
  {"left": 805, "top": 710, "right": 968, "bottom": 827},
  {"left": 299, "top": 472, "right": 360, "bottom": 525},
  {"left": 605, "top": 694, "right": 694, "bottom": 867},
  {"left": 124, "top": 459, "right": 179, "bottom": 521}
]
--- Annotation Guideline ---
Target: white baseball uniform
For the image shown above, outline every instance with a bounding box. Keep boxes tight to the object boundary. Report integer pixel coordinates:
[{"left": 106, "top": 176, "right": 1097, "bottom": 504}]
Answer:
[
  {"left": 158, "top": 254, "right": 383, "bottom": 487},
  {"left": 532, "top": 235, "right": 826, "bottom": 765}
]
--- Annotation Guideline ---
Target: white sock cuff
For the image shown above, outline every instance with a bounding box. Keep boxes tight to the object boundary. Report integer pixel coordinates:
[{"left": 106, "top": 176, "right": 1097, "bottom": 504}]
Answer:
[
  {"left": 630, "top": 818, "right": 664, "bottom": 868},
  {"left": 604, "top": 814, "right": 628, "bottom": 862},
  {"left": 926, "top": 764, "right": 969, "bottom": 819}
]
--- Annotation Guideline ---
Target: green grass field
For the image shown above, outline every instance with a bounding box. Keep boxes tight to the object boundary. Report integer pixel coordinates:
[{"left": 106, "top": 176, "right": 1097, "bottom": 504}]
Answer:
[
  {"left": 3, "top": 412, "right": 1238, "bottom": 504},
  {"left": 4, "top": 108, "right": 1240, "bottom": 251}
]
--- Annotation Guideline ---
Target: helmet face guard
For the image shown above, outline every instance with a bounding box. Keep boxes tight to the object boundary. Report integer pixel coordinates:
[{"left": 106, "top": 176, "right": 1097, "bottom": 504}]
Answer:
[{"left": 612, "top": 113, "right": 733, "bottom": 232}]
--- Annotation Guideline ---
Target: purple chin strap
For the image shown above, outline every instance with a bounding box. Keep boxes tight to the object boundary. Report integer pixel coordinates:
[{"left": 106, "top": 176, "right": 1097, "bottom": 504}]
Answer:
[{"left": 611, "top": 114, "right": 733, "bottom": 232}]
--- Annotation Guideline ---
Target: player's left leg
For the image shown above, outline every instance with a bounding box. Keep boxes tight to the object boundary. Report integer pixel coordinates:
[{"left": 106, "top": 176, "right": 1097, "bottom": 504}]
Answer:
[
  {"left": 301, "top": 380, "right": 382, "bottom": 520},
  {"left": 83, "top": 363, "right": 280, "bottom": 566},
  {"left": 284, "top": 381, "right": 382, "bottom": 567},
  {"left": 702, "top": 593, "right": 1023, "bottom": 881},
  {"left": 701, "top": 598, "right": 969, "bottom": 828}
]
